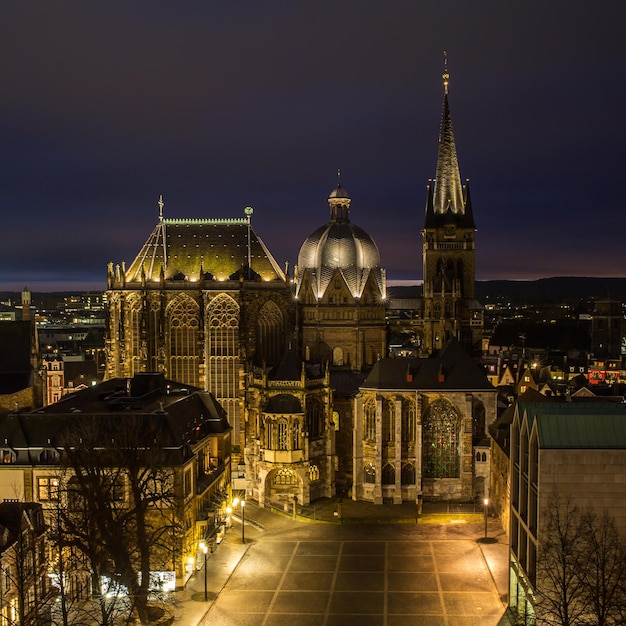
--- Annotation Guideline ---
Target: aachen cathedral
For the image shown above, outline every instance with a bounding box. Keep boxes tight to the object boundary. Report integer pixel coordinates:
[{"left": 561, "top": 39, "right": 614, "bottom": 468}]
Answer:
[{"left": 105, "top": 65, "right": 496, "bottom": 508}]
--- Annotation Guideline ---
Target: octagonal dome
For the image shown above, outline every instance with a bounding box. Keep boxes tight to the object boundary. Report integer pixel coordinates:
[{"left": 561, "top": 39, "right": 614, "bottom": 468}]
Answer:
[{"left": 296, "top": 183, "right": 384, "bottom": 299}]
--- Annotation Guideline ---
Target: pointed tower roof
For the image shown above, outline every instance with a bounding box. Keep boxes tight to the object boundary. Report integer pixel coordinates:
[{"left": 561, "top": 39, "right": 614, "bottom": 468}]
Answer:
[{"left": 432, "top": 53, "right": 465, "bottom": 218}]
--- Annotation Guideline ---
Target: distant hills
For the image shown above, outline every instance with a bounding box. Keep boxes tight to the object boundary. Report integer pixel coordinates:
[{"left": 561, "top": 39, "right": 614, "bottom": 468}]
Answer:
[
  {"left": 390, "top": 277, "right": 626, "bottom": 304},
  {"left": 2, "top": 277, "right": 626, "bottom": 308},
  {"left": 475, "top": 277, "right": 626, "bottom": 304}
]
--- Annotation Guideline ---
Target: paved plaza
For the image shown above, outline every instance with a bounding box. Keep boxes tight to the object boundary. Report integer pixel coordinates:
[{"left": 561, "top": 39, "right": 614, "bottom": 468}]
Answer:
[{"left": 197, "top": 518, "right": 508, "bottom": 626}]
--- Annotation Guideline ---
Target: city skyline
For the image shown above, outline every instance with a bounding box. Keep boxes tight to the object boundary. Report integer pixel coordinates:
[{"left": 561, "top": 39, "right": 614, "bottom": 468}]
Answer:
[{"left": 2, "top": 2, "right": 626, "bottom": 291}]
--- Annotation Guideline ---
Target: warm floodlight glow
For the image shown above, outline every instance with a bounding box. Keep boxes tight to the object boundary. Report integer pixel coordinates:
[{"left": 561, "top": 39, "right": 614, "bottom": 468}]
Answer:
[
  {"left": 483, "top": 498, "right": 489, "bottom": 506},
  {"left": 232, "top": 497, "right": 239, "bottom": 507}
]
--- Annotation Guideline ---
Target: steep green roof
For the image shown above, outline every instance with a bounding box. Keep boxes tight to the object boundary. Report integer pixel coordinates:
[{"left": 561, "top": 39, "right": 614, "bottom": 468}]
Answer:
[{"left": 519, "top": 402, "right": 626, "bottom": 448}]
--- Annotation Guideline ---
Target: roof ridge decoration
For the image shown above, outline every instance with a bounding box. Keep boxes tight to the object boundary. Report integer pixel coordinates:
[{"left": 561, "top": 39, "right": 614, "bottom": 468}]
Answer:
[{"left": 433, "top": 51, "right": 465, "bottom": 216}]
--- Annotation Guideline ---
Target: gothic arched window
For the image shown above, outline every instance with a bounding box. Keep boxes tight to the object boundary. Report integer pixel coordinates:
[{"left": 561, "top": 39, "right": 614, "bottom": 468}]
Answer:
[
  {"left": 382, "top": 464, "right": 395, "bottom": 485},
  {"left": 306, "top": 397, "right": 323, "bottom": 440},
  {"left": 128, "top": 295, "right": 142, "bottom": 377},
  {"left": 332, "top": 346, "right": 344, "bottom": 366},
  {"left": 383, "top": 399, "right": 395, "bottom": 442},
  {"left": 257, "top": 301, "right": 284, "bottom": 367},
  {"left": 293, "top": 419, "right": 300, "bottom": 450},
  {"left": 277, "top": 419, "right": 288, "bottom": 450},
  {"left": 168, "top": 296, "right": 200, "bottom": 386},
  {"left": 402, "top": 399, "right": 416, "bottom": 443},
  {"left": 401, "top": 463, "right": 415, "bottom": 485},
  {"left": 472, "top": 399, "right": 486, "bottom": 444},
  {"left": 207, "top": 294, "right": 240, "bottom": 433},
  {"left": 273, "top": 468, "right": 297, "bottom": 486},
  {"left": 364, "top": 398, "right": 376, "bottom": 441},
  {"left": 364, "top": 463, "right": 376, "bottom": 484},
  {"left": 309, "top": 464, "right": 320, "bottom": 481},
  {"left": 422, "top": 397, "right": 461, "bottom": 479}
]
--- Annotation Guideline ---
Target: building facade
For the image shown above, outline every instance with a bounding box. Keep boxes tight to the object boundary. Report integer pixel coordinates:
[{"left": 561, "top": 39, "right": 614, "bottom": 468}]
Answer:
[
  {"left": 353, "top": 339, "right": 497, "bottom": 504},
  {"left": 0, "top": 373, "right": 232, "bottom": 591},
  {"left": 509, "top": 401, "right": 626, "bottom": 624}
]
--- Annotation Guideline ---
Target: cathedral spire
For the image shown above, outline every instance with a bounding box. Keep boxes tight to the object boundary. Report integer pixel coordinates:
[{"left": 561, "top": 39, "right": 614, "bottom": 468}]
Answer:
[{"left": 432, "top": 53, "right": 465, "bottom": 216}]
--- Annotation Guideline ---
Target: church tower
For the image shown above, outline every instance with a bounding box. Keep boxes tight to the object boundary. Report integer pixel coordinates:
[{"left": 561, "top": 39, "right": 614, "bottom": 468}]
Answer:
[{"left": 422, "top": 57, "right": 483, "bottom": 355}]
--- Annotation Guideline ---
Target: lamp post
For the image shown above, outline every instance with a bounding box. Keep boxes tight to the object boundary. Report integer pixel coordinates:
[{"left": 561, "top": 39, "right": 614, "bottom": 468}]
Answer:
[
  {"left": 199, "top": 541, "right": 208, "bottom": 601},
  {"left": 483, "top": 497, "right": 489, "bottom": 540}
]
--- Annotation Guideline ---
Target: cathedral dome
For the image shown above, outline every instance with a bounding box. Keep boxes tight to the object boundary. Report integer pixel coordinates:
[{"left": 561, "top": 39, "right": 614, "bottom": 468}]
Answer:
[{"left": 296, "top": 183, "right": 383, "bottom": 298}]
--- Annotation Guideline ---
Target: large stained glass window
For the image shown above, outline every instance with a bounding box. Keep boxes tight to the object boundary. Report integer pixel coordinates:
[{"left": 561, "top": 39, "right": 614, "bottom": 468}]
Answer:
[{"left": 422, "top": 397, "right": 461, "bottom": 478}]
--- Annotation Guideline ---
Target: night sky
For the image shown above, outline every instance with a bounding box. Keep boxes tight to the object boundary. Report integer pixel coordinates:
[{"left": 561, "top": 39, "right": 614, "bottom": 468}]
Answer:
[{"left": 3, "top": 2, "right": 626, "bottom": 291}]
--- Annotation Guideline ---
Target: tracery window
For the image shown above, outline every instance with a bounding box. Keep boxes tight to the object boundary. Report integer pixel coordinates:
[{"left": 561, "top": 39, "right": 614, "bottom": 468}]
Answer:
[
  {"left": 382, "top": 464, "right": 395, "bottom": 485},
  {"left": 168, "top": 296, "right": 199, "bottom": 386},
  {"left": 364, "top": 463, "right": 376, "bottom": 484},
  {"left": 332, "top": 346, "right": 344, "bottom": 367},
  {"left": 293, "top": 419, "right": 300, "bottom": 450},
  {"left": 383, "top": 399, "right": 395, "bottom": 442},
  {"left": 207, "top": 295, "right": 240, "bottom": 435},
  {"left": 277, "top": 419, "right": 288, "bottom": 450},
  {"left": 274, "top": 468, "right": 297, "bottom": 486},
  {"left": 306, "top": 397, "right": 323, "bottom": 439},
  {"left": 472, "top": 399, "right": 486, "bottom": 444},
  {"left": 265, "top": 420, "right": 273, "bottom": 449},
  {"left": 128, "top": 296, "right": 142, "bottom": 377},
  {"left": 401, "top": 463, "right": 415, "bottom": 485},
  {"left": 422, "top": 397, "right": 461, "bottom": 479},
  {"left": 257, "top": 301, "right": 284, "bottom": 367},
  {"left": 309, "top": 464, "right": 320, "bottom": 481},
  {"left": 364, "top": 398, "right": 376, "bottom": 441},
  {"left": 149, "top": 298, "right": 161, "bottom": 372},
  {"left": 402, "top": 399, "right": 416, "bottom": 443}
]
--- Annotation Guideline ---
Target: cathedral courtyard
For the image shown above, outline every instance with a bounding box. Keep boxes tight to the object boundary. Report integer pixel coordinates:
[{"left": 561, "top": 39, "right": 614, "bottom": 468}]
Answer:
[{"left": 179, "top": 502, "right": 509, "bottom": 626}]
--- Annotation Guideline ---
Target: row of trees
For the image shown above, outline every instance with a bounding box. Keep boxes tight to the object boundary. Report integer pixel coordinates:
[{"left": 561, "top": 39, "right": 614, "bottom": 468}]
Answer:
[{"left": 537, "top": 497, "right": 626, "bottom": 626}]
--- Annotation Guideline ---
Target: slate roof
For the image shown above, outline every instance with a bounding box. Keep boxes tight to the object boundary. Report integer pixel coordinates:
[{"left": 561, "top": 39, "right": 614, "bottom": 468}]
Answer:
[
  {"left": 0, "top": 374, "right": 230, "bottom": 464},
  {"left": 362, "top": 339, "right": 494, "bottom": 391}
]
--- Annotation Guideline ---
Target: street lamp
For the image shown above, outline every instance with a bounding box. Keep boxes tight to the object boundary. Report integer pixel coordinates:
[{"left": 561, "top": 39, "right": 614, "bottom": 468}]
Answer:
[
  {"left": 483, "top": 497, "right": 489, "bottom": 540},
  {"left": 199, "top": 541, "right": 208, "bottom": 601}
]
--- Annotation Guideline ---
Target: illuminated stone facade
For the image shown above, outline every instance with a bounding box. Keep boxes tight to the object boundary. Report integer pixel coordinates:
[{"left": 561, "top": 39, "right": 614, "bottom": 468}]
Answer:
[
  {"left": 294, "top": 183, "right": 387, "bottom": 371},
  {"left": 353, "top": 340, "right": 497, "bottom": 504},
  {"left": 421, "top": 74, "right": 483, "bottom": 355},
  {"left": 105, "top": 213, "right": 295, "bottom": 448}
]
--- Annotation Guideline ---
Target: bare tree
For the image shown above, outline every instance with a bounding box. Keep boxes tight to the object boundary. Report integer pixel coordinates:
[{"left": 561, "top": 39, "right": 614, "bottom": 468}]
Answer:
[
  {"left": 578, "top": 508, "right": 626, "bottom": 626},
  {"left": 535, "top": 497, "right": 586, "bottom": 626},
  {"left": 56, "top": 414, "right": 182, "bottom": 625}
]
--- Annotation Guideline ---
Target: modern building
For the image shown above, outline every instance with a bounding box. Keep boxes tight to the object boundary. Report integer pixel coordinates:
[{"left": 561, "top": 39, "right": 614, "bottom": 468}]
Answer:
[{"left": 509, "top": 400, "right": 626, "bottom": 623}]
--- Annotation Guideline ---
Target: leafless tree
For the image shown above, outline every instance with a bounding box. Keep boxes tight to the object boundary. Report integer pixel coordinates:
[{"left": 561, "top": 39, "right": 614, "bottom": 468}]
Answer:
[
  {"left": 578, "top": 507, "right": 626, "bottom": 626},
  {"left": 535, "top": 497, "right": 586, "bottom": 626},
  {"left": 55, "top": 414, "right": 182, "bottom": 625}
]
